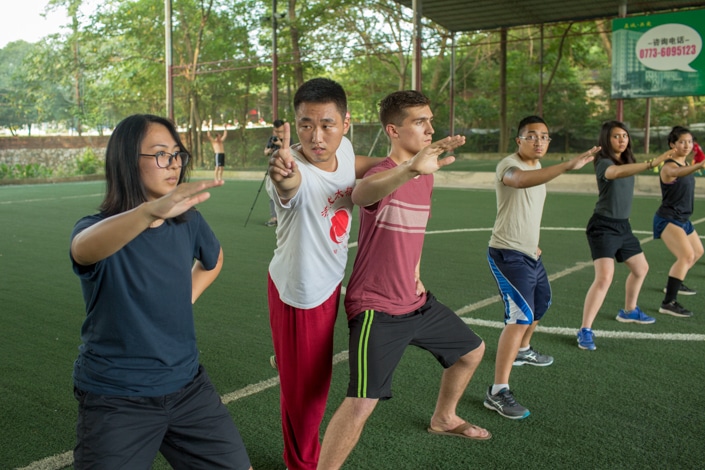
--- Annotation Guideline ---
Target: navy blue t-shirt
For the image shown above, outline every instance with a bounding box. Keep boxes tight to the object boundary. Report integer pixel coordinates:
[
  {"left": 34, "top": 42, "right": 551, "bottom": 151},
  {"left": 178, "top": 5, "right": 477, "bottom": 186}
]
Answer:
[{"left": 70, "top": 210, "right": 220, "bottom": 396}]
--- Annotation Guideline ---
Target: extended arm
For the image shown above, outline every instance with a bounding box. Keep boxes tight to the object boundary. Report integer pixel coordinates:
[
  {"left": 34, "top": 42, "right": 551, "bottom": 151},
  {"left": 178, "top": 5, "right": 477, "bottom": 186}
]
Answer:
[
  {"left": 503, "top": 146, "right": 599, "bottom": 188},
  {"left": 604, "top": 149, "right": 673, "bottom": 180},
  {"left": 71, "top": 180, "right": 223, "bottom": 266},
  {"left": 352, "top": 135, "right": 464, "bottom": 207},
  {"left": 660, "top": 158, "right": 705, "bottom": 183}
]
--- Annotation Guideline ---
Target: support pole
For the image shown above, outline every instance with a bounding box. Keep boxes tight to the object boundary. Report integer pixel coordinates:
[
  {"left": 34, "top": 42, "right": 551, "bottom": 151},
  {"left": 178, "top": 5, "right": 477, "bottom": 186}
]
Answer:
[
  {"left": 644, "top": 98, "right": 651, "bottom": 154},
  {"left": 538, "top": 24, "right": 544, "bottom": 117},
  {"left": 412, "top": 0, "right": 422, "bottom": 90},
  {"left": 271, "top": 0, "right": 279, "bottom": 121},
  {"left": 165, "top": 0, "right": 173, "bottom": 120},
  {"left": 449, "top": 32, "right": 456, "bottom": 136},
  {"left": 616, "top": 1, "right": 627, "bottom": 122}
]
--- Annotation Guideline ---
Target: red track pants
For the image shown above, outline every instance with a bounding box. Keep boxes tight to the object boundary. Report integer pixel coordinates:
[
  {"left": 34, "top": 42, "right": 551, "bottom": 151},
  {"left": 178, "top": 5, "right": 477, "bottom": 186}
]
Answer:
[{"left": 268, "top": 275, "right": 340, "bottom": 470}]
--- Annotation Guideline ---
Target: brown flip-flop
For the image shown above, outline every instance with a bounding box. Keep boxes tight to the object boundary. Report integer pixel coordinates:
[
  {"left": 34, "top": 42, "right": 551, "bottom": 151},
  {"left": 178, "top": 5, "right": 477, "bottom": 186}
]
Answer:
[{"left": 427, "top": 422, "right": 492, "bottom": 440}]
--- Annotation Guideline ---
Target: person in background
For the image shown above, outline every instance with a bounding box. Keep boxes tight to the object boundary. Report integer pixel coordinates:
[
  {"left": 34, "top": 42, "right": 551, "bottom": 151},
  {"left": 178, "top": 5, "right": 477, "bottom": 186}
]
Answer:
[
  {"left": 692, "top": 136, "right": 705, "bottom": 165},
  {"left": 263, "top": 119, "right": 288, "bottom": 226},
  {"left": 266, "top": 77, "right": 378, "bottom": 470},
  {"left": 577, "top": 121, "right": 672, "bottom": 351},
  {"left": 485, "top": 115, "right": 598, "bottom": 419},
  {"left": 70, "top": 114, "right": 251, "bottom": 469},
  {"left": 206, "top": 120, "right": 228, "bottom": 181},
  {"left": 654, "top": 125, "right": 705, "bottom": 318},
  {"left": 317, "top": 91, "right": 489, "bottom": 470}
]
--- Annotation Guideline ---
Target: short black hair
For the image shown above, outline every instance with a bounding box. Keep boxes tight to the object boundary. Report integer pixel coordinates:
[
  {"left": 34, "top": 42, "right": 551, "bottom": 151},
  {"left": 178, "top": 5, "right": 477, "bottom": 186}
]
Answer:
[
  {"left": 378, "top": 90, "right": 431, "bottom": 127},
  {"left": 668, "top": 125, "right": 692, "bottom": 146},
  {"left": 293, "top": 78, "right": 347, "bottom": 119},
  {"left": 517, "top": 115, "right": 548, "bottom": 136},
  {"left": 273, "top": 119, "right": 285, "bottom": 128}
]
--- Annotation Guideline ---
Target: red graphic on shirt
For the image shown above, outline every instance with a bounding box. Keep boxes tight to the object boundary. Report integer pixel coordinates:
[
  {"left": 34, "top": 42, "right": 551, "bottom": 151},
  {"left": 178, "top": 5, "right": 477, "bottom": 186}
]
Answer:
[{"left": 329, "top": 208, "right": 351, "bottom": 244}]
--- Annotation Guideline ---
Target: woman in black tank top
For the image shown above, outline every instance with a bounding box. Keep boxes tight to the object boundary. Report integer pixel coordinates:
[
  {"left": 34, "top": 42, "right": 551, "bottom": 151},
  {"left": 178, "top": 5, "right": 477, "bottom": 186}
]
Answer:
[{"left": 654, "top": 126, "right": 705, "bottom": 318}]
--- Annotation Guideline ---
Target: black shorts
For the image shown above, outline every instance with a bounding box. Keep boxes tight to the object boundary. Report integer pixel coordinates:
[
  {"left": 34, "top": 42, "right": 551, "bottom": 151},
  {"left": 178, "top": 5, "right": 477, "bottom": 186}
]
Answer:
[
  {"left": 586, "top": 213, "right": 642, "bottom": 262},
  {"left": 215, "top": 153, "right": 225, "bottom": 167},
  {"left": 346, "top": 292, "right": 483, "bottom": 400},
  {"left": 74, "top": 365, "right": 251, "bottom": 469}
]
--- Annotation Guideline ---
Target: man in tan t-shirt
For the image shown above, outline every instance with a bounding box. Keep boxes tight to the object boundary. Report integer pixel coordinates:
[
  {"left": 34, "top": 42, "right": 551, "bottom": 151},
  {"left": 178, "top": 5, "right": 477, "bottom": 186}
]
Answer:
[{"left": 485, "top": 115, "right": 598, "bottom": 420}]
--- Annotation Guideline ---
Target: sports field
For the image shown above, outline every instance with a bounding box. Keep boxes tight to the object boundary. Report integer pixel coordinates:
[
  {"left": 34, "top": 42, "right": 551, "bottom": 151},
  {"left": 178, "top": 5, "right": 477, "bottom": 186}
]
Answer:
[{"left": 2, "top": 178, "right": 704, "bottom": 469}]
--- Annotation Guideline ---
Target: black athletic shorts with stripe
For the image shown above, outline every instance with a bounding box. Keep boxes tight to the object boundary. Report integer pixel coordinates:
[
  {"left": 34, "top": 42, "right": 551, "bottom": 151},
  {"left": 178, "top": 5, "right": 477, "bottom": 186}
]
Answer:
[{"left": 346, "top": 291, "right": 483, "bottom": 400}]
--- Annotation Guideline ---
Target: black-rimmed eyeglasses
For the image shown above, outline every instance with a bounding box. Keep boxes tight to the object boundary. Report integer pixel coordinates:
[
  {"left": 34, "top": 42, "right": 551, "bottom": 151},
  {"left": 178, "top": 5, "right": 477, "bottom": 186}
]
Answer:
[
  {"left": 518, "top": 135, "right": 552, "bottom": 143},
  {"left": 139, "top": 151, "right": 190, "bottom": 168}
]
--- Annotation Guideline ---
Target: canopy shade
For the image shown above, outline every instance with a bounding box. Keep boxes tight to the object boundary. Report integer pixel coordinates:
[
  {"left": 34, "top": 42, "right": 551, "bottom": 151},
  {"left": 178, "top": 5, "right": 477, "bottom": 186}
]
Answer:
[{"left": 394, "top": 0, "right": 705, "bottom": 32}]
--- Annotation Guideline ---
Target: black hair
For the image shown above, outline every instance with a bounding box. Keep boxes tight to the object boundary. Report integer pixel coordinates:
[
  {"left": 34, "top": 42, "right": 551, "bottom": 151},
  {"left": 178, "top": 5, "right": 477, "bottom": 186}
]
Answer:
[
  {"left": 668, "top": 126, "right": 692, "bottom": 146},
  {"left": 378, "top": 90, "right": 431, "bottom": 127},
  {"left": 595, "top": 120, "right": 635, "bottom": 165},
  {"left": 293, "top": 78, "right": 347, "bottom": 119},
  {"left": 100, "top": 114, "right": 190, "bottom": 218},
  {"left": 516, "top": 115, "right": 548, "bottom": 136},
  {"left": 272, "top": 119, "right": 285, "bottom": 128}
]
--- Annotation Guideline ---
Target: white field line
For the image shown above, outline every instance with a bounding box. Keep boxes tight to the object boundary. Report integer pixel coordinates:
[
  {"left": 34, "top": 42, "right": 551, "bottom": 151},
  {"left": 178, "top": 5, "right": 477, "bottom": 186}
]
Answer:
[
  {"left": 17, "top": 221, "right": 705, "bottom": 470},
  {"left": 0, "top": 193, "right": 103, "bottom": 205}
]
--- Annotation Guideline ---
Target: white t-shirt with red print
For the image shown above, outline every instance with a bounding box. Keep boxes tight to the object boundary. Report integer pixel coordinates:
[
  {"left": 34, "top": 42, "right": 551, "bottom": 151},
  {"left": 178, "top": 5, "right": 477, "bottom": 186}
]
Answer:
[{"left": 266, "top": 137, "right": 356, "bottom": 309}]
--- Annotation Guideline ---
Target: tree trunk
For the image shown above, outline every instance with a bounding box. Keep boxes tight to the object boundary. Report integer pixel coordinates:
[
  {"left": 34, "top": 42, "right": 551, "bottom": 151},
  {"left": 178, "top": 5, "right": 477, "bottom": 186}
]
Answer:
[{"left": 289, "top": 0, "right": 304, "bottom": 88}]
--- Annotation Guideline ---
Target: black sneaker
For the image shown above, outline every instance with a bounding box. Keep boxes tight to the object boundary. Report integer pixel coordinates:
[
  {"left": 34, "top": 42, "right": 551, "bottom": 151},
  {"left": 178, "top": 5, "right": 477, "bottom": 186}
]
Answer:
[
  {"left": 659, "top": 300, "right": 693, "bottom": 318},
  {"left": 483, "top": 387, "right": 530, "bottom": 420},
  {"left": 663, "top": 284, "right": 697, "bottom": 296}
]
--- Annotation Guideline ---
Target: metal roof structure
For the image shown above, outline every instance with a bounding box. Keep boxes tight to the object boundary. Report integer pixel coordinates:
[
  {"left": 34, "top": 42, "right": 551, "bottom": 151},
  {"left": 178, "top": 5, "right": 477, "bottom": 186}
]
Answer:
[
  {"left": 394, "top": 0, "right": 705, "bottom": 32},
  {"left": 391, "top": 1, "right": 705, "bottom": 149}
]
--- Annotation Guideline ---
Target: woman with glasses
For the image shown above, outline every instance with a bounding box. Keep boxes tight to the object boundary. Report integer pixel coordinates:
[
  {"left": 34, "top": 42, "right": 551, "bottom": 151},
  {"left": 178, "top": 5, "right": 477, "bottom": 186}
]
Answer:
[
  {"left": 577, "top": 121, "right": 672, "bottom": 351},
  {"left": 653, "top": 125, "right": 705, "bottom": 318},
  {"left": 69, "top": 114, "right": 252, "bottom": 469}
]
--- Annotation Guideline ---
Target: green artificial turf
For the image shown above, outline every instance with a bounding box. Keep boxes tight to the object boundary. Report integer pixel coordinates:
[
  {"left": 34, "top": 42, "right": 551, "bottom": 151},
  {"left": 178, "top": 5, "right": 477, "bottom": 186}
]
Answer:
[{"left": 1, "top": 180, "right": 703, "bottom": 469}]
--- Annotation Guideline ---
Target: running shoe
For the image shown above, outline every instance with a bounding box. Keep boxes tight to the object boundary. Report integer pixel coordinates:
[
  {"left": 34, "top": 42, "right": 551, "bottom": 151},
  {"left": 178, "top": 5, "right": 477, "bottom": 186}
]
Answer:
[
  {"left": 270, "top": 355, "right": 278, "bottom": 370},
  {"left": 663, "top": 284, "right": 696, "bottom": 296},
  {"left": 577, "top": 328, "right": 596, "bottom": 351},
  {"left": 483, "top": 387, "right": 530, "bottom": 420},
  {"left": 659, "top": 300, "right": 693, "bottom": 318},
  {"left": 616, "top": 306, "right": 655, "bottom": 324},
  {"left": 513, "top": 346, "right": 554, "bottom": 366}
]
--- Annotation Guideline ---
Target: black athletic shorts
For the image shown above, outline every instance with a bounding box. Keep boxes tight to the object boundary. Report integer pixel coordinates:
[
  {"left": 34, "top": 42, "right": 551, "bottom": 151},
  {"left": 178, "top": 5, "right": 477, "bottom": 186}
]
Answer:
[
  {"left": 346, "top": 291, "right": 483, "bottom": 400},
  {"left": 586, "top": 213, "right": 642, "bottom": 262}
]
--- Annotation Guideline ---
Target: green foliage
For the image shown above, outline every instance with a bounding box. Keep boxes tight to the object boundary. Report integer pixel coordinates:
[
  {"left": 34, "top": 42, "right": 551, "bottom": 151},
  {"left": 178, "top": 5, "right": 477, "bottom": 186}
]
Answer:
[
  {"left": 0, "top": 163, "right": 53, "bottom": 179},
  {"left": 0, "top": 0, "right": 704, "bottom": 154},
  {"left": 75, "top": 148, "right": 100, "bottom": 175}
]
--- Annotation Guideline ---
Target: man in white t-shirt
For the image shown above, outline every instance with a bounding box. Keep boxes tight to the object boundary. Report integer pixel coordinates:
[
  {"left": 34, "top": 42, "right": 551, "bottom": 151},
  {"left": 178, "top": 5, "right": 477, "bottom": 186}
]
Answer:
[
  {"left": 265, "top": 77, "right": 378, "bottom": 470},
  {"left": 485, "top": 115, "right": 598, "bottom": 420}
]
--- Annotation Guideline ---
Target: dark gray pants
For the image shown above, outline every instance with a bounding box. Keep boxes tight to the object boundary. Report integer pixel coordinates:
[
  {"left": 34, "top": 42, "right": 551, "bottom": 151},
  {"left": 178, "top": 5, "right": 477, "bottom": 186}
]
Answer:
[{"left": 74, "top": 365, "right": 250, "bottom": 470}]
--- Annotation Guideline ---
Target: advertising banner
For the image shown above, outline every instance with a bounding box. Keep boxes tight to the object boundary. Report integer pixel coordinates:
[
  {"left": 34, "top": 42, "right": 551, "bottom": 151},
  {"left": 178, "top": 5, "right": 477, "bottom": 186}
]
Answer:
[{"left": 612, "top": 9, "right": 704, "bottom": 98}]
